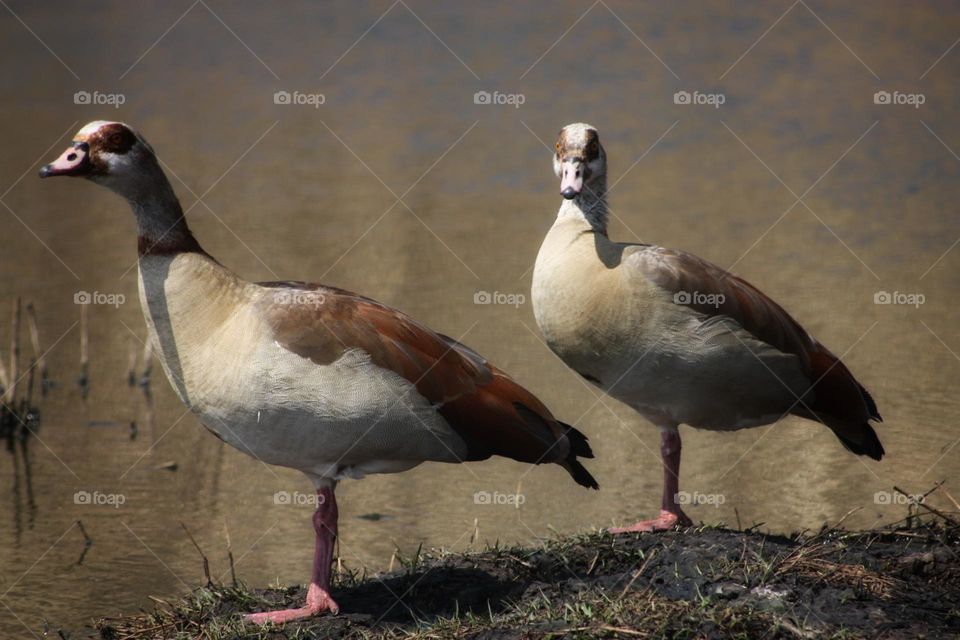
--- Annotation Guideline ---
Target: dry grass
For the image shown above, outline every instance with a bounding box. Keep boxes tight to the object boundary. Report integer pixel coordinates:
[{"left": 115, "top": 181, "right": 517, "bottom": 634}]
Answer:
[{"left": 96, "top": 509, "right": 960, "bottom": 640}]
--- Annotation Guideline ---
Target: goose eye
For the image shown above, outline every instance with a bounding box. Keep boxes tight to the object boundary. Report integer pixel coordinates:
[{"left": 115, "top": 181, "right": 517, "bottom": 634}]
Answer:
[{"left": 110, "top": 134, "right": 123, "bottom": 146}]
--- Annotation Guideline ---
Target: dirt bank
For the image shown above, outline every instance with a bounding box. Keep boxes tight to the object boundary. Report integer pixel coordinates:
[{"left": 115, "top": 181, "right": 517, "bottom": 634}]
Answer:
[{"left": 94, "top": 515, "right": 960, "bottom": 640}]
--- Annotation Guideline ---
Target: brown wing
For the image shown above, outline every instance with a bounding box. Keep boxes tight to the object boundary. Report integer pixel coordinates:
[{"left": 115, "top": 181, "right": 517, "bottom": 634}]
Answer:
[
  {"left": 625, "top": 246, "right": 882, "bottom": 446},
  {"left": 626, "top": 245, "right": 818, "bottom": 366},
  {"left": 257, "top": 282, "right": 597, "bottom": 479}
]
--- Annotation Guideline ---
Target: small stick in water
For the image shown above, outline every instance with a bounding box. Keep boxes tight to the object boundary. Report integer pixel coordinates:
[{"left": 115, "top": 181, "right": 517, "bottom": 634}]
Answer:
[
  {"left": 181, "top": 522, "right": 212, "bottom": 586},
  {"left": 25, "top": 303, "right": 48, "bottom": 394},
  {"left": 79, "top": 303, "right": 89, "bottom": 398},
  {"left": 224, "top": 519, "right": 238, "bottom": 587},
  {"left": 139, "top": 339, "right": 153, "bottom": 387},
  {"left": 76, "top": 519, "right": 93, "bottom": 565},
  {"left": 895, "top": 484, "right": 959, "bottom": 527},
  {"left": 6, "top": 298, "right": 21, "bottom": 406},
  {"left": 23, "top": 360, "right": 35, "bottom": 419},
  {"left": 126, "top": 335, "right": 138, "bottom": 387},
  {"left": 0, "top": 346, "right": 8, "bottom": 401}
]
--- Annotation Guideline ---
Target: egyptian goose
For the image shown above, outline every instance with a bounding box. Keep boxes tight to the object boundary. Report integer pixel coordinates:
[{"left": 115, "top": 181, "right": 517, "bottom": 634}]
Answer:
[
  {"left": 40, "top": 121, "right": 598, "bottom": 623},
  {"left": 532, "top": 123, "right": 882, "bottom": 533}
]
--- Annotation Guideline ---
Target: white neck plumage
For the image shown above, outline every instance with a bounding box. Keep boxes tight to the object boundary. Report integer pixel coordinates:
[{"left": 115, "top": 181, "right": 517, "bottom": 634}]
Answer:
[
  {"left": 558, "top": 176, "right": 608, "bottom": 235},
  {"left": 100, "top": 159, "right": 205, "bottom": 257}
]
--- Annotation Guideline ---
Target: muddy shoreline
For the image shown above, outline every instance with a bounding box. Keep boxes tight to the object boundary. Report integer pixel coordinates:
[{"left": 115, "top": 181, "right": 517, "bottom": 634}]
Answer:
[{"left": 95, "top": 517, "right": 959, "bottom": 640}]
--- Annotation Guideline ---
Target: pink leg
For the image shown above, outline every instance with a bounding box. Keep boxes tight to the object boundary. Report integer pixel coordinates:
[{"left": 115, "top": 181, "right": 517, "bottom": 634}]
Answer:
[
  {"left": 245, "top": 484, "right": 340, "bottom": 624},
  {"left": 609, "top": 428, "right": 692, "bottom": 533}
]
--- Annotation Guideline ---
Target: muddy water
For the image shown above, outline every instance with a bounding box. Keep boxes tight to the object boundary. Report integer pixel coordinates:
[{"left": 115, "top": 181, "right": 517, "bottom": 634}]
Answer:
[{"left": 0, "top": 1, "right": 958, "bottom": 635}]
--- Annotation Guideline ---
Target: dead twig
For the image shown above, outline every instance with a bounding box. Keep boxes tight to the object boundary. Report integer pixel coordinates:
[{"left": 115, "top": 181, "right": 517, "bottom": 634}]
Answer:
[
  {"left": 895, "top": 485, "right": 959, "bottom": 527},
  {"left": 223, "top": 519, "right": 237, "bottom": 587},
  {"left": 25, "top": 303, "right": 48, "bottom": 393},
  {"left": 620, "top": 547, "right": 658, "bottom": 597},
  {"left": 76, "top": 519, "right": 93, "bottom": 565},
  {"left": 181, "top": 522, "right": 212, "bottom": 586},
  {"left": 6, "top": 297, "right": 21, "bottom": 405},
  {"left": 79, "top": 303, "right": 89, "bottom": 398}
]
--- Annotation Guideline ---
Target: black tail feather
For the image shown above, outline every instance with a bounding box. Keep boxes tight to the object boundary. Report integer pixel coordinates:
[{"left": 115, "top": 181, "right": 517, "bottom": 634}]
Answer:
[
  {"left": 835, "top": 422, "right": 885, "bottom": 461},
  {"left": 561, "top": 421, "right": 595, "bottom": 458},
  {"left": 560, "top": 421, "right": 598, "bottom": 489},
  {"left": 563, "top": 459, "right": 599, "bottom": 490}
]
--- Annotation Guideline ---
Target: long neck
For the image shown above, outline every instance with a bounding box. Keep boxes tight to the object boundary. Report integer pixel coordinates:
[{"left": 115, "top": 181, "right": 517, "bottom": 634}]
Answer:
[
  {"left": 558, "top": 175, "right": 608, "bottom": 234},
  {"left": 109, "top": 161, "right": 205, "bottom": 257}
]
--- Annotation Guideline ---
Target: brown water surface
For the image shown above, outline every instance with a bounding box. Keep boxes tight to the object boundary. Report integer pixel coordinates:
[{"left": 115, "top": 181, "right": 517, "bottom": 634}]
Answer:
[{"left": 0, "top": 1, "right": 958, "bottom": 635}]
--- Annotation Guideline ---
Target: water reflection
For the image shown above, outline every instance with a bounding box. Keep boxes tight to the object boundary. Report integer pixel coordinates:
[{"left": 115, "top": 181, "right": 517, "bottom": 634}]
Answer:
[
  {"left": 8, "top": 430, "right": 38, "bottom": 546},
  {"left": 0, "top": 1, "right": 958, "bottom": 637}
]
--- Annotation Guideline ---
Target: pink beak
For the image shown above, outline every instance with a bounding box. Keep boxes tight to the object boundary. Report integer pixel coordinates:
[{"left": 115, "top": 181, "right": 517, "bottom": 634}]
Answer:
[
  {"left": 560, "top": 159, "right": 584, "bottom": 199},
  {"left": 39, "top": 142, "right": 91, "bottom": 178}
]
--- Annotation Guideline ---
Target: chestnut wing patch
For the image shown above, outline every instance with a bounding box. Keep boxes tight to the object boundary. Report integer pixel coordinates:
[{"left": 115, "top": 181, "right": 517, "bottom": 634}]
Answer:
[
  {"left": 625, "top": 245, "right": 816, "bottom": 367},
  {"left": 258, "top": 282, "right": 573, "bottom": 464},
  {"left": 624, "top": 245, "right": 880, "bottom": 425}
]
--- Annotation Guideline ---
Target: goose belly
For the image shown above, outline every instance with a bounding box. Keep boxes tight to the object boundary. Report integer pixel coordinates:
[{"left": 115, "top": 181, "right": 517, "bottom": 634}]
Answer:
[
  {"left": 167, "top": 332, "right": 469, "bottom": 480},
  {"left": 593, "top": 318, "right": 812, "bottom": 431}
]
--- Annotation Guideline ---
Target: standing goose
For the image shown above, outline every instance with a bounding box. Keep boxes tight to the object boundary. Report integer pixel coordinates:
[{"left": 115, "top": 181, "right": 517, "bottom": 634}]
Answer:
[
  {"left": 40, "top": 121, "right": 597, "bottom": 624},
  {"left": 532, "top": 123, "right": 882, "bottom": 533}
]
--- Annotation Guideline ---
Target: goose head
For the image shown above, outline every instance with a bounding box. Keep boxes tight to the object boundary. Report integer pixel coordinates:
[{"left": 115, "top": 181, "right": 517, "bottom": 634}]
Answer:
[
  {"left": 554, "top": 123, "right": 606, "bottom": 200},
  {"left": 39, "top": 121, "right": 160, "bottom": 199}
]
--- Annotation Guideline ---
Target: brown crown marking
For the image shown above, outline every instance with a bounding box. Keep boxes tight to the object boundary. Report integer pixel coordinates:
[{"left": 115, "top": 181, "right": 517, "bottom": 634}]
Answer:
[
  {"left": 78, "top": 123, "right": 137, "bottom": 155},
  {"left": 556, "top": 127, "right": 600, "bottom": 161}
]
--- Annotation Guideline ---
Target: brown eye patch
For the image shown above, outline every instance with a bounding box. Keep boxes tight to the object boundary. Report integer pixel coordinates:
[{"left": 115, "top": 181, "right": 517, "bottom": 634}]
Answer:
[
  {"left": 95, "top": 123, "right": 136, "bottom": 154},
  {"left": 584, "top": 131, "right": 600, "bottom": 160}
]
